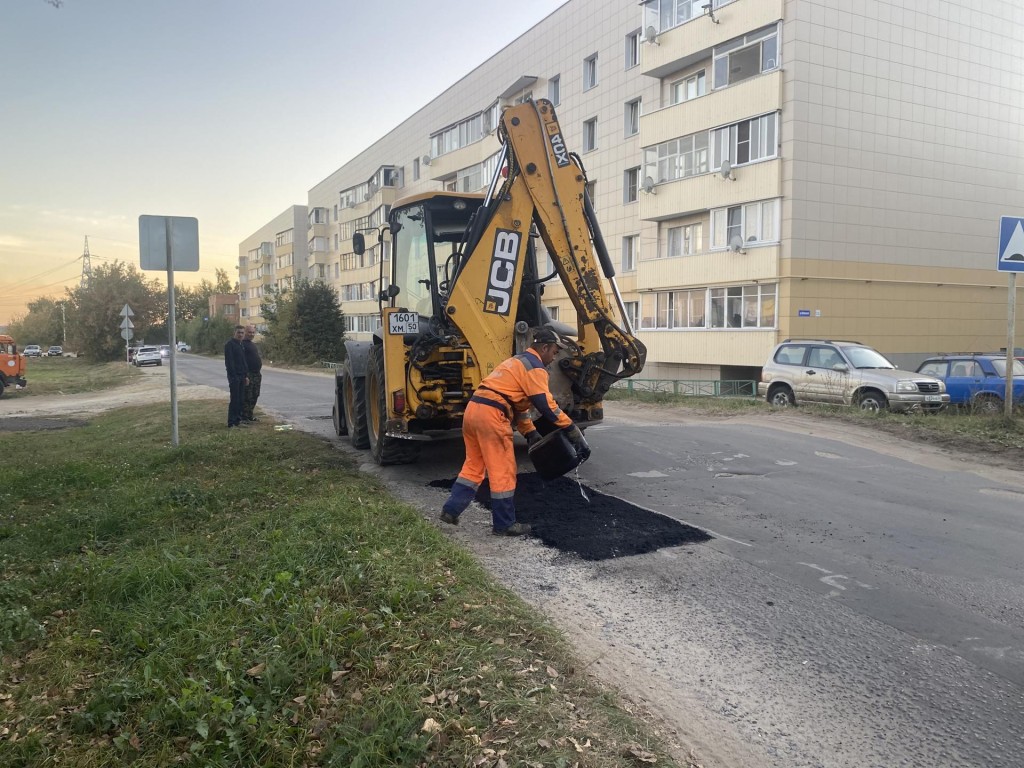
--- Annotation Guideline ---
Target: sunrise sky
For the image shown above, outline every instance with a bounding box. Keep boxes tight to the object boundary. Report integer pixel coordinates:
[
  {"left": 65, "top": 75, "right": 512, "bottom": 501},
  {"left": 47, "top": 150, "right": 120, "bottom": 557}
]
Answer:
[{"left": 0, "top": 0, "right": 567, "bottom": 324}]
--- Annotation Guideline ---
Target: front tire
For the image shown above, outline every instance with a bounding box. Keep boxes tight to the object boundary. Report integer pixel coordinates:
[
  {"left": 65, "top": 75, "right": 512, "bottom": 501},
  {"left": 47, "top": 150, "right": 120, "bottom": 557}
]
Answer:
[
  {"left": 365, "top": 344, "right": 420, "bottom": 466},
  {"left": 332, "top": 376, "right": 349, "bottom": 436},
  {"left": 973, "top": 393, "right": 1002, "bottom": 415},
  {"left": 857, "top": 390, "right": 888, "bottom": 412},
  {"left": 341, "top": 357, "right": 369, "bottom": 449}
]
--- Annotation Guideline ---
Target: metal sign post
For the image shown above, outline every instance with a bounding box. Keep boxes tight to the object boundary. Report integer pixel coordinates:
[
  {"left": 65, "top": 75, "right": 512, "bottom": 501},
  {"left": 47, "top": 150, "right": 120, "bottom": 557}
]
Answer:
[
  {"left": 139, "top": 215, "right": 200, "bottom": 447},
  {"left": 996, "top": 216, "right": 1024, "bottom": 418}
]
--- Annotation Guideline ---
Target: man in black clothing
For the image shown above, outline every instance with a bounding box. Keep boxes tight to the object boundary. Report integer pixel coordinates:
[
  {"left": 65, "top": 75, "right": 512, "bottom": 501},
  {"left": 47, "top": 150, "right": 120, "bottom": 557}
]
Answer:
[
  {"left": 224, "top": 325, "right": 248, "bottom": 428},
  {"left": 241, "top": 324, "right": 263, "bottom": 422}
]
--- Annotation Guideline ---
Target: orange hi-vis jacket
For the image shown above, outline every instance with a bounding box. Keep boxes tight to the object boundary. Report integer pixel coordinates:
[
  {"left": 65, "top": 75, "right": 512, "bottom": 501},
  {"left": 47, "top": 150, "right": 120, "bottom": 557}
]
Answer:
[{"left": 470, "top": 349, "right": 575, "bottom": 436}]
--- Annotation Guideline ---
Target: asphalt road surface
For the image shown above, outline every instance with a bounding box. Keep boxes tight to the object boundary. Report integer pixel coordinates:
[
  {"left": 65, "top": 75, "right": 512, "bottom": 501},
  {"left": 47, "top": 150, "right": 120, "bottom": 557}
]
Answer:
[{"left": 173, "top": 353, "right": 1024, "bottom": 767}]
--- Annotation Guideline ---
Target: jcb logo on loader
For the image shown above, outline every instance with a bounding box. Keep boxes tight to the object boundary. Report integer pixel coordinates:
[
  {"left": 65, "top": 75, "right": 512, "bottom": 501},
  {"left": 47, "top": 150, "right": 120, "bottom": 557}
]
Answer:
[
  {"left": 548, "top": 131, "right": 570, "bottom": 167},
  {"left": 483, "top": 230, "right": 521, "bottom": 316}
]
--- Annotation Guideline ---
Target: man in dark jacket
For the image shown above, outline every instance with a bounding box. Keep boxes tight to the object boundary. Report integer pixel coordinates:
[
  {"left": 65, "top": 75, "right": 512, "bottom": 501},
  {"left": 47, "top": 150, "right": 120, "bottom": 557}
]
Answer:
[
  {"left": 224, "top": 325, "right": 248, "bottom": 428},
  {"left": 241, "top": 325, "right": 263, "bottom": 422}
]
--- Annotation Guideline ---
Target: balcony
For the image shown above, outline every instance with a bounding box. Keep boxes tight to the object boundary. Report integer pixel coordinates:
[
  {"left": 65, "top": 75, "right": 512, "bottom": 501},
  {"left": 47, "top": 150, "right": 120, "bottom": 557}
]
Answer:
[
  {"left": 641, "top": 0, "right": 783, "bottom": 79},
  {"left": 639, "top": 157, "right": 781, "bottom": 221},
  {"left": 637, "top": 245, "right": 779, "bottom": 291},
  {"left": 425, "top": 136, "right": 502, "bottom": 184},
  {"left": 640, "top": 70, "right": 782, "bottom": 147}
]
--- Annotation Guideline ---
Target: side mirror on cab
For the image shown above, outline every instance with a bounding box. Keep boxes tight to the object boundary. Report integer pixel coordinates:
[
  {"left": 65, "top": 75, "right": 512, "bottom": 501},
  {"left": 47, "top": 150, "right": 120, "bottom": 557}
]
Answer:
[{"left": 378, "top": 284, "right": 400, "bottom": 302}]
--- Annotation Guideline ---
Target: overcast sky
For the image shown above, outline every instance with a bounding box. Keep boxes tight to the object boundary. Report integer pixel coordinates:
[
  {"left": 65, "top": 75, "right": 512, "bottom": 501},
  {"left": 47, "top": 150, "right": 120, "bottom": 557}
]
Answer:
[{"left": 0, "top": 0, "right": 567, "bottom": 324}]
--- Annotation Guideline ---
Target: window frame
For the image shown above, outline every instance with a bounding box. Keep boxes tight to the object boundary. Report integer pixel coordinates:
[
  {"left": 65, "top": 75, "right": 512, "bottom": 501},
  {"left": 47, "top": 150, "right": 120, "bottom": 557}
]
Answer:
[
  {"left": 624, "top": 98, "right": 641, "bottom": 137},
  {"left": 710, "top": 199, "right": 780, "bottom": 250},
  {"left": 624, "top": 166, "right": 640, "bottom": 204},
  {"left": 712, "top": 112, "right": 778, "bottom": 171},
  {"left": 621, "top": 234, "right": 639, "bottom": 272},
  {"left": 624, "top": 30, "right": 640, "bottom": 69},
  {"left": 712, "top": 24, "right": 780, "bottom": 90},
  {"left": 584, "top": 53, "right": 599, "bottom": 90},
  {"left": 548, "top": 74, "right": 560, "bottom": 105},
  {"left": 671, "top": 70, "right": 706, "bottom": 105},
  {"left": 582, "top": 117, "right": 598, "bottom": 152},
  {"left": 665, "top": 222, "right": 702, "bottom": 258}
]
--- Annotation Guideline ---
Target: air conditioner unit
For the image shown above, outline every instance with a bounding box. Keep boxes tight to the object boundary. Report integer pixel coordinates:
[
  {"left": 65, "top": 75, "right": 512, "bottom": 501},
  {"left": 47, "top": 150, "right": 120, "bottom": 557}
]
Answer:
[{"left": 421, "top": 155, "right": 432, "bottom": 166}]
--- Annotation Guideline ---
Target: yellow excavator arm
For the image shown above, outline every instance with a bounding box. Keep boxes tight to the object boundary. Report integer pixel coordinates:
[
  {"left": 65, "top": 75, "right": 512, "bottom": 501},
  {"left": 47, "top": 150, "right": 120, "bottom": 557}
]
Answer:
[{"left": 445, "top": 99, "right": 646, "bottom": 395}]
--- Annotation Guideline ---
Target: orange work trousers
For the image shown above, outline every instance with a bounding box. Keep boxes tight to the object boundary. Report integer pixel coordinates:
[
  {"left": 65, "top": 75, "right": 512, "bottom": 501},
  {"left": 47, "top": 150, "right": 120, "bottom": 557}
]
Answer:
[{"left": 442, "top": 399, "right": 518, "bottom": 531}]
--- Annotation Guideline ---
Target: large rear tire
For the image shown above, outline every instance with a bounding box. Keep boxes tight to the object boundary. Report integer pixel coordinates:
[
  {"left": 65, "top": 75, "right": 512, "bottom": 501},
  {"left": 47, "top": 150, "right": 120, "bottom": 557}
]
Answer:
[
  {"left": 332, "top": 374, "right": 349, "bottom": 436},
  {"left": 342, "top": 358, "right": 369, "bottom": 449},
  {"left": 366, "top": 344, "right": 420, "bottom": 466},
  {"left": 0, "top": 380, "right": 5, "bottom": 398}
]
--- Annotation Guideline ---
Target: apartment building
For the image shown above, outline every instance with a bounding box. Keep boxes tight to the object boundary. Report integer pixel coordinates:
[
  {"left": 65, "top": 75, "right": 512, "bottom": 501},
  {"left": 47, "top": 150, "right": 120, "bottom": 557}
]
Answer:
[
  {"left": 242, "top": 0, "right": 1024, "bottom": 374},
  {"left": 237, "top": 206, "right": 308, "bottom": 330}
]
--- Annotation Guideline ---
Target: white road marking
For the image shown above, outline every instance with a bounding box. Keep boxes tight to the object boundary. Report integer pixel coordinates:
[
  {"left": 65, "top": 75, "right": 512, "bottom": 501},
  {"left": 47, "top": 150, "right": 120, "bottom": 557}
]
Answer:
[
  {"left": 798, "top": 562, "right": 875, "bottom": 590},
  {"left": 814, "top": 451, "right": 845, "bottom": 460},
  {"left": 628, "top": 470, "right": 668, "bottom": 478},
  {"left": 775, "top": 459, "right": 797, "bottom": 466}
]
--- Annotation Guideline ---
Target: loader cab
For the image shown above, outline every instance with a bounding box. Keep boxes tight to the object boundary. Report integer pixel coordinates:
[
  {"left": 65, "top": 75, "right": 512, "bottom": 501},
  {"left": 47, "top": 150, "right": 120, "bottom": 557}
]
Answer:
[{"left": 382, "top": 192, "right": 484, "bottom": 322}]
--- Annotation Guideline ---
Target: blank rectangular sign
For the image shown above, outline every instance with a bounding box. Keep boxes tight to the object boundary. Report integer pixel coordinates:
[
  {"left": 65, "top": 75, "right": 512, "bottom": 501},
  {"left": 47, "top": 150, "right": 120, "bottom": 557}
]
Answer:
[{"left": 139, "top": 215, "right": 200, "bottom": 271}]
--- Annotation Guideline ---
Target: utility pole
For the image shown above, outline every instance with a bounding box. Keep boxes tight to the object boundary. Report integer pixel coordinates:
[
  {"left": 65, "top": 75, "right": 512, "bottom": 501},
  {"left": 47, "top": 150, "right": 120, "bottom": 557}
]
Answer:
[
  {"left": 60, "top": 301, "right": 66, "bottom": 345},
  {"left": 80, "top": 236, "right": 93, "bottom": 289}
]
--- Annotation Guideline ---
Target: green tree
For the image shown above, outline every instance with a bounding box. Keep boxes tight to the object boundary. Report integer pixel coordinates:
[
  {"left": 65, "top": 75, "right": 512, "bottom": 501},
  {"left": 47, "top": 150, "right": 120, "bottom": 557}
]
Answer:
[
  {"left": 260, "top": 280, "right": 345, "bottom": 364},
  {"left": 7, "top": 297, "right": 65, "bottom": 348},
  {"left": 67, "top": 262, "right": 163, "bottom": 360}
]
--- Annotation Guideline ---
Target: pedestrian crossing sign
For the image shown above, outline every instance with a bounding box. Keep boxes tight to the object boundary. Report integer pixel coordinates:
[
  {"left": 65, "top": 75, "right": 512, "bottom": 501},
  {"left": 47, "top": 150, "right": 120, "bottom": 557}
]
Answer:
[{"left": 997, "top": 216, "right": 1024, "bottom": 272}]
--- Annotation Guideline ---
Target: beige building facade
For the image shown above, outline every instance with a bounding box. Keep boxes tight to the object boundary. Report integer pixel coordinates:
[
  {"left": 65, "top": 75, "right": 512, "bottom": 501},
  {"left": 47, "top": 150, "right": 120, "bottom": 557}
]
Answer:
[
  {"left": 237, "top": 205, "right": 308, "bottom": 330},
  {"left": 242, "top": 0, "right": 1024, "bottom": 374}
]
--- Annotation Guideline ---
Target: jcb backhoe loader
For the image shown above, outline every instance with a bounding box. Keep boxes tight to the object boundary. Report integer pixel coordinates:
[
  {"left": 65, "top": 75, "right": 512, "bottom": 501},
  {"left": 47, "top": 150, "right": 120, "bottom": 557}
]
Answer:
[{"left": 332, "top": 98, "right": 646, "bottom": 465}]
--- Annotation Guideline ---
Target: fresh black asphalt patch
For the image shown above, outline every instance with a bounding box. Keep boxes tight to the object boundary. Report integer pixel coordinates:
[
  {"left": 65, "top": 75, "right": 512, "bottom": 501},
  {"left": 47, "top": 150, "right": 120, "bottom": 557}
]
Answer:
[{"left": 430, "top": 472, "right": 711, "bottom": 560}]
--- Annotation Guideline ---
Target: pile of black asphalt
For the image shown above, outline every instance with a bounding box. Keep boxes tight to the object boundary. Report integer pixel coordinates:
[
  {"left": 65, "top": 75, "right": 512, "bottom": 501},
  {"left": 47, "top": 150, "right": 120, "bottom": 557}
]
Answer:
[{"left": 430, "top": 472, "right": 711, "bottom": 561}]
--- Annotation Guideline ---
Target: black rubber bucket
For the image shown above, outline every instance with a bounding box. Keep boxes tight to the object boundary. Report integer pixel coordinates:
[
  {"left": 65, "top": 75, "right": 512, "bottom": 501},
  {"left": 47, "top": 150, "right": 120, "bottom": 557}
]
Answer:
[{"left": 528, "top": 429, "right": 581, "bottom": 480}]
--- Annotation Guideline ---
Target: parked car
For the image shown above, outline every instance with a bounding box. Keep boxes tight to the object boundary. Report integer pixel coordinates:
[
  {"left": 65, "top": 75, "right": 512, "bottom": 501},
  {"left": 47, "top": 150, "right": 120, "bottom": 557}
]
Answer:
[
  {"left": 758, "top": 339, "right": 949, "bottom": 412},
  {"left": 23, "top": 344, "right": 42, "bottom": 357},
  {"left": 916, "top": 354, "right": 1024, "bottom": 413},
  {"left": 176, "top": 341, "right": 191, "bottom": 352},
  {"left": 133, "top": 346, "right": 162, "bottom": 367},
  {"left": 47, "top": 346, "right": 63, "bottom": 357},
  {"left": 159, "top": 345, "right": 171, "bottom": 359}
]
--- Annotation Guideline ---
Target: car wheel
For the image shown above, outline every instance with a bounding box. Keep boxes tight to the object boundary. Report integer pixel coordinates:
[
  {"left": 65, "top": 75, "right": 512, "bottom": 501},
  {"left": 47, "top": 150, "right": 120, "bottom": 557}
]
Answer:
[
  {"left": 857, "top": 390, "right": 888, "bottom": 412},
  {"left": 973, "top": 393, "right": 1002, "bottom": 415},
  {"left": 768, "top": 385, "right": 795, "bottom": 407},
  {"left": 332, "top": 373, "right": 349, "bottom": 436}
]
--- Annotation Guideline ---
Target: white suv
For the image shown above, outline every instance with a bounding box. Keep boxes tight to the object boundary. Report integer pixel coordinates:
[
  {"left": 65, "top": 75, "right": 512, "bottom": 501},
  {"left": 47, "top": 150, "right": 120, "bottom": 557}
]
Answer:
[
  {"left": 758, "top": 339, "right": 949, "bottom": 412},
  {"left": 133, "top": 346, "right": 162, "bottom": 367}
]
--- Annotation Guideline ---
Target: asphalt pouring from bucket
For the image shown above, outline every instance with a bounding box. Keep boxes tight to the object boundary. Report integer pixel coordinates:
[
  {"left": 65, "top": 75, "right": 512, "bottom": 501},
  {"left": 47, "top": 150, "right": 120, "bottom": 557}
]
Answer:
[{"left": 528, "top": 429, "right": 582, "bottom": 480}]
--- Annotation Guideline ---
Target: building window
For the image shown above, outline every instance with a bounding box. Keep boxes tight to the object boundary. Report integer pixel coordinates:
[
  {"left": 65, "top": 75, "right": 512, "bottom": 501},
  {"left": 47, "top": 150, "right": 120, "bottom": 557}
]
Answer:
[
  {"left": 584, "top": 53, "right": 598, "bottom": 90},
  {"left": 625, "top": 30, "right": 640, "bottom": 69},
  {"left": 648, "top": 0, "right": 719, "bottom": 32},
  {"left": 583, "top": 118, "right": 598, "bottom": 152},
  {"left": 640, "top": 289, "right": 707, "bottom": 329},
  {"left": 585, "top": 180, "right": 596, "bottom": 203},
  {"left": 430, "top": 110, "right": 487, "bottom": 158},
  {"left": 333, "top": 205, "right": 338, "bottom": 222},
  {"left": 548, "top": 74, "right": 560, "bottom": 105},
  {"left": 671, "top": 70, "right": 706, "bottom": 104},
  {"left": 709, "top": 283, "right": 776, "bottom": 328},
  {"left": 713, "top": 113, "right": 778, "bottom": 170},
  {"left": 413, "top": 157, "right": 420, "bottom": 181},
  {"left": 713, "top": 24, "right": 780, "bottom": 89},
  {"left": 710, "top": 199, "right": 780, "bottom": 249},
  {"left": 666, "top": 223, "right": 702, "bottom": 257},
  {"left": 622, "top": 235, "right": 639, "bottom": 272},
  {"left": 333, "top": 233, "right": 339, "bottom": 251},
  {"left": 624, "top": 98, "right": 641, "bottom": 137},
  {"left": 546, "top": 305, "right": 560, "bottom": 321},
  {"left": 624, "top": 301, "right": 639, "bottom": 331},
  {"left": 624, "top": 167, "right": 640, "bottom": 203},
  {"left": 643, "top": 130, "right": 709, "bottom": 184}
]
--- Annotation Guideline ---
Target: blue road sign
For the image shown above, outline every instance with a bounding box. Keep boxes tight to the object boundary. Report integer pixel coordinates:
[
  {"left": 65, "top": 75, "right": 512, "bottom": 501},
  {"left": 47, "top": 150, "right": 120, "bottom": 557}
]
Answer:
[{"left": 997, "top": 216, "right": 1024, "bottom": 273}]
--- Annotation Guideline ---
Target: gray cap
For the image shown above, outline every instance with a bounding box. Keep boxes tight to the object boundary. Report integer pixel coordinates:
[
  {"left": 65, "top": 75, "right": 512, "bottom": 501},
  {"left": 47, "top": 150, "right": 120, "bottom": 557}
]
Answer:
[{"left": 532, "top": 328, "right": 566, "bottom": 348}]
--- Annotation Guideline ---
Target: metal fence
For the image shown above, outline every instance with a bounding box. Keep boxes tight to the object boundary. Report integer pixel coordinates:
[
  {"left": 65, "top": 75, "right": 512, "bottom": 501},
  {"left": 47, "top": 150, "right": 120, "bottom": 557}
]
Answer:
[{"left": 610, "top": 378, "right": 758, "bottom": 398}]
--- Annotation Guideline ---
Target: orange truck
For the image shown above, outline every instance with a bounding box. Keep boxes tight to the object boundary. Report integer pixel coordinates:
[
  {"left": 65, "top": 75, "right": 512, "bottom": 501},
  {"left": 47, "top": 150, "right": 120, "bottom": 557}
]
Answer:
[{"left": 0, "top": 334, "right": 28, "bottom": 397}]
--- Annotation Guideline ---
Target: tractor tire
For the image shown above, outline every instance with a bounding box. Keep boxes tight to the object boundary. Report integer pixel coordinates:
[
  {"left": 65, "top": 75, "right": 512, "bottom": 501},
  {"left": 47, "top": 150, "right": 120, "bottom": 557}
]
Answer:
[
  {"left": 0, "top": 380, "right": 5, "bottom": 398},
  {"left": 341, "top": 357, "right": 369, "bottom": 449},
  {"left": 366, "top": 344, "right": 420, "bottom": 466},
  {"left": 332, "top": 374, "right": 349, "bottom": 436}
]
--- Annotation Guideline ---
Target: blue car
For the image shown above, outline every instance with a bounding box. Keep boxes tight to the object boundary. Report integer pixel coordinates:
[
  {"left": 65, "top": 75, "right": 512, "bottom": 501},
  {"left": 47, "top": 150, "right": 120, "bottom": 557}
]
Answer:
[{"left": 916, "top": 354, "right": 1024, "bottom": 413}]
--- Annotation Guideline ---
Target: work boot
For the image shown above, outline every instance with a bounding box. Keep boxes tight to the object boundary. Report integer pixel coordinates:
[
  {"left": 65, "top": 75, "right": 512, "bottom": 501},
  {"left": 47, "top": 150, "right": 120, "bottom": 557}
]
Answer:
[
  {"left": 439, "top": 511, "right": 459, "bottom": 526},
  {"left": 493, "top": 522, "right": 531, "bottom": 536}
]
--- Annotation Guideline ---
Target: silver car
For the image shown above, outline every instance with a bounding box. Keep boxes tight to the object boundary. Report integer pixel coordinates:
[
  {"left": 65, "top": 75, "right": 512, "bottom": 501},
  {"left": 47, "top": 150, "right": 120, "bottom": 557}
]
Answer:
[{"left": 758, "top": 339, "right": 949, "bottom": 412}]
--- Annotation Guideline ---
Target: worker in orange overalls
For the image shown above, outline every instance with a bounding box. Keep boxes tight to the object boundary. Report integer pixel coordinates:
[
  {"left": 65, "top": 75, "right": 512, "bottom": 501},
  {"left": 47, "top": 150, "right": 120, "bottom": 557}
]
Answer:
[{"left": 440, "top": 327, "right": 591, "bottom": 535}]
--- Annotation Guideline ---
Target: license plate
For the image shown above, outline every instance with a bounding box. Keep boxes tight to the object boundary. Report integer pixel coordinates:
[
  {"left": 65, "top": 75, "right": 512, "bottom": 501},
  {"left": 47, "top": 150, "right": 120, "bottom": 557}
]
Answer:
[
  {"left": 388, "top": 312, "right": 419, "bottom": 335},
  {"left": 924, "top": 395, "right": 941, "bottom": 402}
]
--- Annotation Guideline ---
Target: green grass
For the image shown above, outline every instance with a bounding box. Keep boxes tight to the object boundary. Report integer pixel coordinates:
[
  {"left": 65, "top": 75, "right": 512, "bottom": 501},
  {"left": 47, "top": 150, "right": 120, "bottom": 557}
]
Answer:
[
  {"left": 0, "top": 402, "right": 681, "bottom": 768},
  {"left": 10, "top": 358, "right": 142, "bottom": 397}
]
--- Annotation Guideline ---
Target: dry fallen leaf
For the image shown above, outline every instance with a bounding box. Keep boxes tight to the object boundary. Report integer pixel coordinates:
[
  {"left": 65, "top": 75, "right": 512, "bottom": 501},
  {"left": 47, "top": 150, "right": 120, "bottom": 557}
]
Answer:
[
  {"left": 421, "top": 718, "right": 442, "bottom": 734},
  {"left": 546, "top": 665, "right": 559, "bottom": 678},
  {"left": 245, "top": 663, "right": 265, "bottom": 678},
  {"left": 624, "top": 745, "right": 658, "bottom": 763}
]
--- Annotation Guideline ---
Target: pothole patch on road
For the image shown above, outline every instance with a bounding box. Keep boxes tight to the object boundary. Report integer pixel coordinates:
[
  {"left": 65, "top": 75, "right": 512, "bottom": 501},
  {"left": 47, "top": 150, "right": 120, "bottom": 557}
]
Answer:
[{"left": 430, "top": 473, "right": 711, "bottom": 560}]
